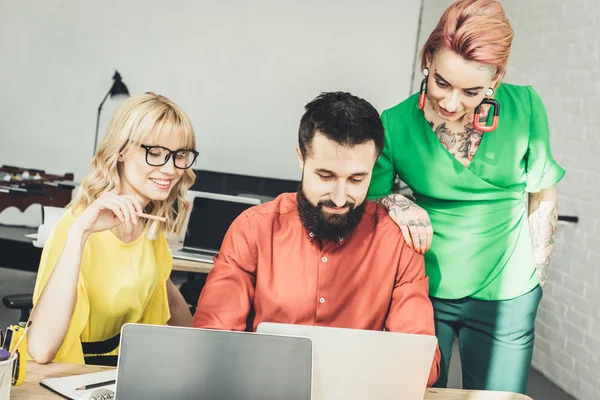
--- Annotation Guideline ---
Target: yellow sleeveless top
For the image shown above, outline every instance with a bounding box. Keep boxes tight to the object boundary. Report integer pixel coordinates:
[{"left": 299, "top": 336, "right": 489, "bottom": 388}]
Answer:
[{"left": 31, "top": 209, "right": 172, "bottom": 363}]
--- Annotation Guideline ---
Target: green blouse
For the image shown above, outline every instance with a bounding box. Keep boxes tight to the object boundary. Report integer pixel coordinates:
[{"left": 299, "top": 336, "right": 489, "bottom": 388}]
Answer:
[{"left": 368, "top": 83, "right": 565, "bottom": 300}]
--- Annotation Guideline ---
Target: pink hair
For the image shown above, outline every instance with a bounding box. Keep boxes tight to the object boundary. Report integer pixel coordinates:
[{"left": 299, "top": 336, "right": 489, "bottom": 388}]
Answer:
[{"left": 420, "top": 0, "right": 514, "bottom": 78}]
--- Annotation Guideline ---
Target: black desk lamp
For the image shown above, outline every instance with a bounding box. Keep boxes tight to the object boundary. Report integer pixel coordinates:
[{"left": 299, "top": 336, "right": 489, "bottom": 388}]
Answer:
[{"left": 93, "top": 70, "right": 130, "bottom": 155}]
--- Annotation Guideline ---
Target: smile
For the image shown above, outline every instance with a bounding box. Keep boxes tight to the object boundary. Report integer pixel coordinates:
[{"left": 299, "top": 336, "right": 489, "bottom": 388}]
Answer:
[
  {"left": 439, "top": 107, "right": 459, "bottom": 117},
  {"left": 150, "top": 178, "right": 172, "bottom": 188},
  {"left": 322, "top": 205, "right": 349, "bottom": 214}
]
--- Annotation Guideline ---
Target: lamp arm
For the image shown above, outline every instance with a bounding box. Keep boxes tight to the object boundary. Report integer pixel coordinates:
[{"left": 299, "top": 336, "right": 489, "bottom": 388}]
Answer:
[{"left": 93, "top": 87, "right": 113, "bottom": 156}]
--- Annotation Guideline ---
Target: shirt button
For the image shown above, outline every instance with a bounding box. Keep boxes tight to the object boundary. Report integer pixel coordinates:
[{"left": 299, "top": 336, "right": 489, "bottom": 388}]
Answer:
[
  {"left": 339, "top": 237, "right": 344, "bottom": 242},
  {"left": 322, "top": 257, "right": 328, "bottom": 262},
  {"left": 320, "top": 297, "right": 325, "bottom": 303},
  {"left": 309, "top": 232, "right": 315, "bottom": 238}
]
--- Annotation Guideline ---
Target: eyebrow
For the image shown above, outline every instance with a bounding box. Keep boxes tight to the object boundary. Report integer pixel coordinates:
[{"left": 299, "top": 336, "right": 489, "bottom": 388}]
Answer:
[
  {"left": 434, "top": 72, "right": 484, "bottom": 91},
  {"left": 315, "top": 168, "right": 369, "bottom": 177}
]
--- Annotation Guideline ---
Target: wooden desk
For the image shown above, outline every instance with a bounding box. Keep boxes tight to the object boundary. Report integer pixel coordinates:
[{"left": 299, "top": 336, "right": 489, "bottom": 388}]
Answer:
[
  {"left": 11, "top": 363, "right": 111, "bottom": 400},
  {"left": 168, "top": 238, "right": 214, "bottom": 274},
  {"left": 172, "top": 257, "right": 213, "bottom": 274},
  {"left": 12, "top": 363, "right": 532, "bottom": 400}
]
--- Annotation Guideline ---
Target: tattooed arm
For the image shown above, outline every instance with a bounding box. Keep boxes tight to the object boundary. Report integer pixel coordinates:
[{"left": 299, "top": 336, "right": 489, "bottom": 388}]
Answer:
[
  {"left": 375, "top": 194, "right": 433, "bottom": 254},
  {"left": 528, "top": 186, "right": 558, "bottom": 286},
  {"left": 375, "top": 193, "right": 417, "bottom": 215}
]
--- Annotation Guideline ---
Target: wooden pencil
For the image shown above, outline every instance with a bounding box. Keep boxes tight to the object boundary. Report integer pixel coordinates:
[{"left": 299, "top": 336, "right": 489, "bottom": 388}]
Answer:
[{"left": 136, "top": 212, "right": 167, "bottom": 222}]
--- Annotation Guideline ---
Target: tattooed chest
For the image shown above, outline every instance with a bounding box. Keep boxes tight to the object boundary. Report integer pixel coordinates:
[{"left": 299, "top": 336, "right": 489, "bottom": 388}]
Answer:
[{"left": 430, "top": 121, "right": 484, "bottom": 167}]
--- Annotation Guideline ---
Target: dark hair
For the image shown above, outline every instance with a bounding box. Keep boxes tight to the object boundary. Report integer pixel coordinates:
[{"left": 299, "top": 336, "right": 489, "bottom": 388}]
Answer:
[{"left": 298, "top": 92, "right": 384, "bottom": 158}]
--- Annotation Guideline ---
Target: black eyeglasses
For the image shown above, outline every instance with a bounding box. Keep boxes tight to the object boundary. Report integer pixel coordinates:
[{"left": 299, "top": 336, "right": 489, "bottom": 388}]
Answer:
[{"left": 140, "top": 145, "right": 199, "bottom": 169}]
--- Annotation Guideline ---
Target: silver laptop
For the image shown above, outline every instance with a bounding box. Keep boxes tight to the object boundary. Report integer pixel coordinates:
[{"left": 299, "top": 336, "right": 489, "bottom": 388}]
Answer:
[
  {"left": 257, "top": 323, "right": 437, "bottom": 400},
  {"left": 171, "top": 191, "right": 260, "bottom": 263},
  {"left": 114, "top": 323, "right": 313, "bottom": 400}
]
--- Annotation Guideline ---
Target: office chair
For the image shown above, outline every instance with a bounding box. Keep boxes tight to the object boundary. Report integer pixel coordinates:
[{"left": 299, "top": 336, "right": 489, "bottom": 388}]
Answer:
[
  {"left": 2, "top": 293, "right": 33, "bottom": 326},
  {"left": 1, "top": 207, "right": 55, "bottom": 327}
]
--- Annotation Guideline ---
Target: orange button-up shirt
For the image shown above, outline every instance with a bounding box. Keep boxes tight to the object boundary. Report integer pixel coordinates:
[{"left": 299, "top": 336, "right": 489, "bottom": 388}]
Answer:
[{"left": 194, "top": 193, "right": 440, "bottom": 386}]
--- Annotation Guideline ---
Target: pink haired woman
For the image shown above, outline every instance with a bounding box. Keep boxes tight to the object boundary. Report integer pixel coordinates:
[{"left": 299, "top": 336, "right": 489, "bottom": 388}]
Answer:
[{"left": 368, "top": 0, "right": 564, "bottom": 393}]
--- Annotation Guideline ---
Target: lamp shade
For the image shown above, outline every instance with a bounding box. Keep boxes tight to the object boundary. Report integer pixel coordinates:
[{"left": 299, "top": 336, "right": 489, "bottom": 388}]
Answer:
[{"left": 109, "top": 71, "right": 129, "bottom": 97}]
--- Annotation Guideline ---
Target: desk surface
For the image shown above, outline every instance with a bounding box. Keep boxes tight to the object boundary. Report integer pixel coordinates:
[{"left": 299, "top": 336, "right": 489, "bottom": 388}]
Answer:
[
  {"left": 168, "top": 237, "right": 213, "bottom": 274},
  {"left": 12, "top": 363, "right": 532, "bottom": 400},
  {"left": 172, "top": 256, "right": 213, "bottom": 274}
]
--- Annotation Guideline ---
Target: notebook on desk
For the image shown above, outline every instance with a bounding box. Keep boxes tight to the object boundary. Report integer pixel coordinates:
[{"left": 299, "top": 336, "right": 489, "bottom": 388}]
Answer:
[
  {"left": 171, "top": 191, "right": 260, "bottom": 263},
  {"left": 40, "top": 369, "right": 116, "bottom": 400}
]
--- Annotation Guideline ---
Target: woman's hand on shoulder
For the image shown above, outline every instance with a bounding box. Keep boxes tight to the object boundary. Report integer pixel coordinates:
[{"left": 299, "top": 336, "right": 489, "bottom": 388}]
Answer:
[
  {"left": 71, "top": 192, "right": 144, "bottom": 235},
  {"left": 377, "top": 194, "right": 433, "bottom": 254}
]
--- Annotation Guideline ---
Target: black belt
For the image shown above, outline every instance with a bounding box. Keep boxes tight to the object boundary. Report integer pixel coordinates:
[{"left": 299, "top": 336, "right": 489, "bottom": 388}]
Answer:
[{"left": 82, "top": 333, "right": 120, "bottom": 366}]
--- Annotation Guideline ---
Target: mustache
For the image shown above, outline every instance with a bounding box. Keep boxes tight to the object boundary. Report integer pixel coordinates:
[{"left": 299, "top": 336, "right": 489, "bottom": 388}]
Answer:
[{"left": 318, "top": 200, "right": 355, "bottom": 209}]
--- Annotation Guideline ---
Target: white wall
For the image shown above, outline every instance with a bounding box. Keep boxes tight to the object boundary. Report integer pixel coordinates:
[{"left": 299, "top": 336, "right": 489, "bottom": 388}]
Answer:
[
  {"left": 411, "top": 0, "right": 454, "bottom": 92},
  {"left": 0, "top": 0, "right": 421, "bottom": 184},
  {"left": 502, "top": 2, "right": 600, "bottom": 399},
  {"left": 418, "top": 1, "right": 600, "bottom": 399}
]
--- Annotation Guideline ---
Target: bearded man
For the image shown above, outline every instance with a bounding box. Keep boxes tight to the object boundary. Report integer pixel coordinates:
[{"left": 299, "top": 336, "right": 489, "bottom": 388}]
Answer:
[{"left": 193, "top": 92, "right": 440, "bottom": 386}]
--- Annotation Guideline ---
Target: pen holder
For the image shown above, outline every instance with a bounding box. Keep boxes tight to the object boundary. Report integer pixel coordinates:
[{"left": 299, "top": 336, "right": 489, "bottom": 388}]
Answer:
[
  {"left": 6, "top": 327, "right": 26, "bottom": 388},
  {"left": 0, "top": 354, "right": 17, "bottom": 400}
]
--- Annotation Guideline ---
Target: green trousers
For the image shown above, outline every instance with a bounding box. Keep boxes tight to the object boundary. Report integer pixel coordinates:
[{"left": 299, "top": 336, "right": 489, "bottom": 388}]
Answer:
[{"left": 430, "top": 285, "right": 542, "bottom": 394}]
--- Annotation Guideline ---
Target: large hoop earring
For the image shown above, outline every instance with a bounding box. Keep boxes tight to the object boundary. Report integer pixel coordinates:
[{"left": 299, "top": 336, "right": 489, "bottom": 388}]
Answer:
[
  {"left": 418, "top": 68, "right": 429, "bottom": 110},
  {"left": 473, "top": 97, "right": 500, "bottom": 132}
]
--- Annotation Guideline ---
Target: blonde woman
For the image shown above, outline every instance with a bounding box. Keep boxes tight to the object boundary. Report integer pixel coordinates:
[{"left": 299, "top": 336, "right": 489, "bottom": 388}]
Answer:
[{"left": 27, "top": 93, "right": 198, "bottom": 365}]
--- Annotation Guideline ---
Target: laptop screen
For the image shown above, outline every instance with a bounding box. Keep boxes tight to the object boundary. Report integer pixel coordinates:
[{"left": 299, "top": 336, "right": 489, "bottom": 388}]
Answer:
[
  {"left": 117, "top": 324, "right": 313, "bottom": 400},
  {"left": 184, "top": 196, "right": 256, "bottom": 252}
]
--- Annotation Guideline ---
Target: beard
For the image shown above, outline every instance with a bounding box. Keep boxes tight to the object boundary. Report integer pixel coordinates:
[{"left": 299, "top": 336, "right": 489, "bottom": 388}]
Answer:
[{"left": 296, "top": 183, "right": 366, "bottom": 242}]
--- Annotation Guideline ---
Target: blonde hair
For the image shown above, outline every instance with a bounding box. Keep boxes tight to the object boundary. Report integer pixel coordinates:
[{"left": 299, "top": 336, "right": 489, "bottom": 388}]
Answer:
[
  {"left": 71, "top": 92, "right": 197, "bottom": 239},
  {"left": 420, "top": 0, "right": 514, "bottom": 79}
]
